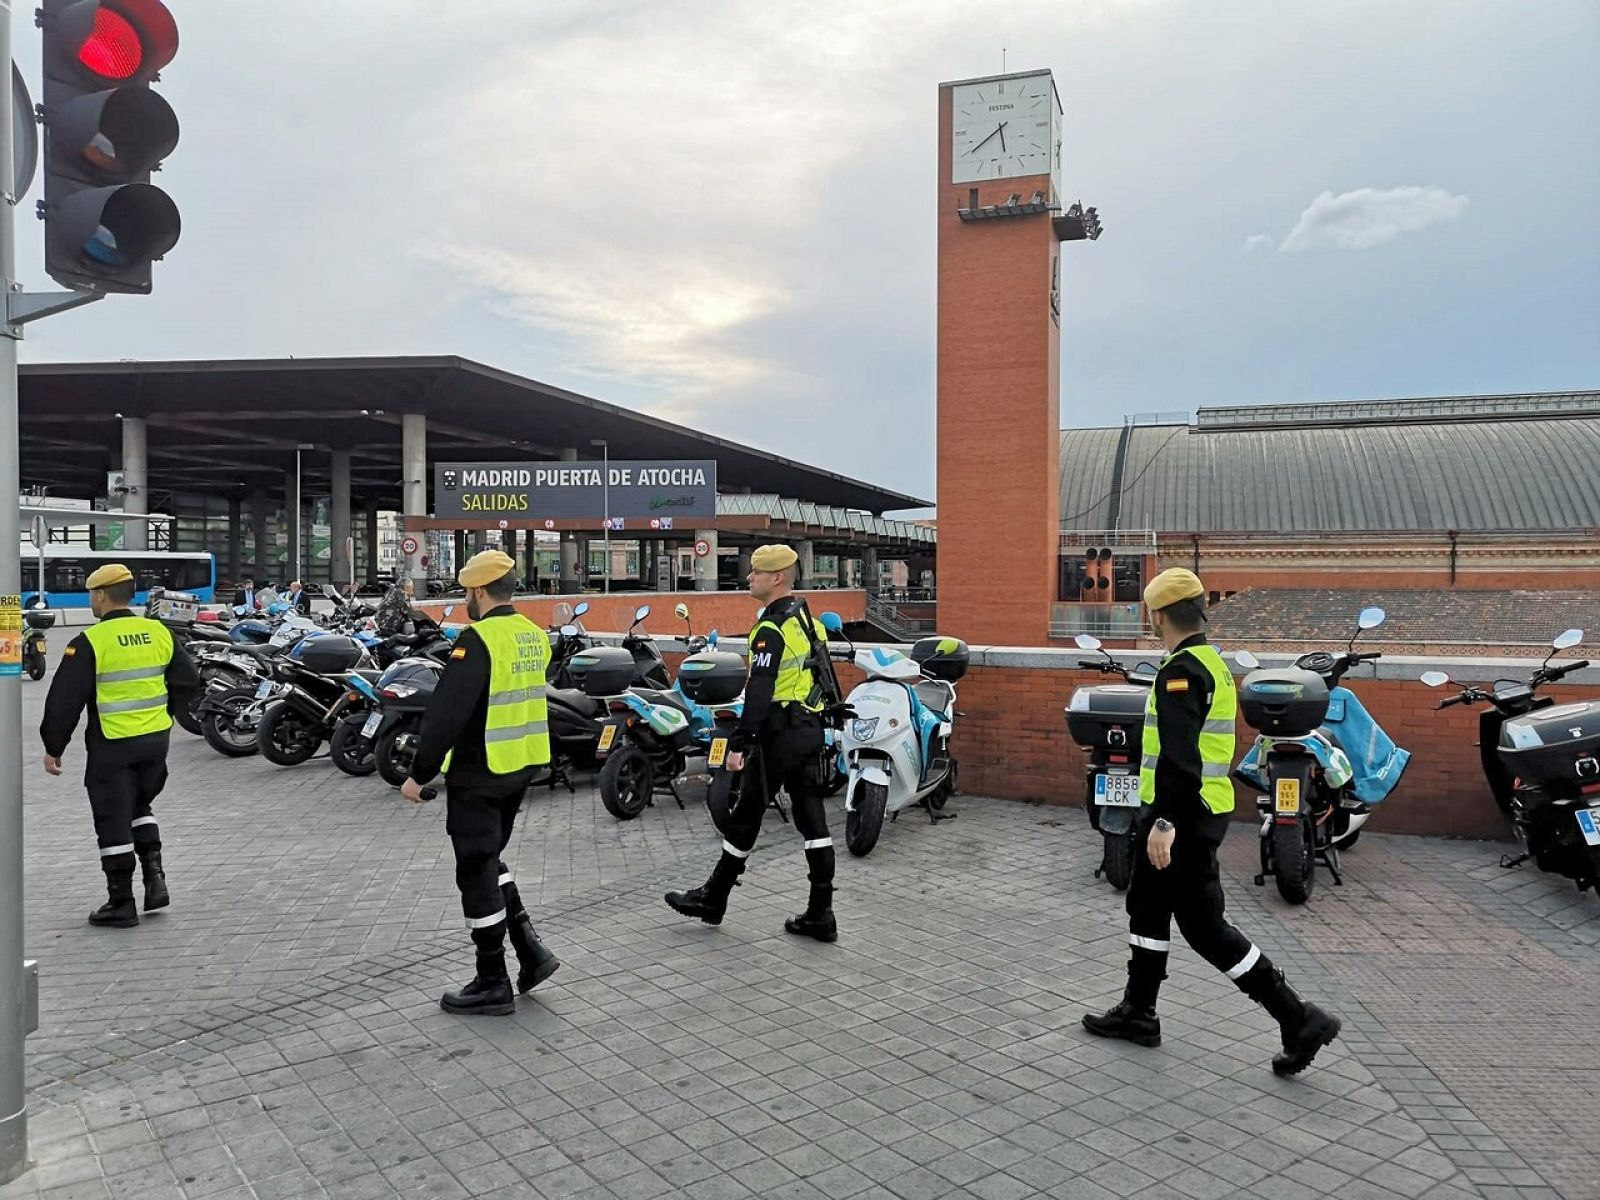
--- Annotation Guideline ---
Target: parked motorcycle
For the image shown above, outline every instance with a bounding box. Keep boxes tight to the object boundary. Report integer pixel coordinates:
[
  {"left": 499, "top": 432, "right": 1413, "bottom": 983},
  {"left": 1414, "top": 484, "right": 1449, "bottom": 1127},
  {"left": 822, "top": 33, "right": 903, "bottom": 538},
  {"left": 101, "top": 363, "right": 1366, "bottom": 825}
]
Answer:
[
  {"left": 256, "top": 635, "right": 378, "bottom": 767},
  {"left": 1065, "top": 635, "right": 1157, "bottom": 891},
  {"left": 1233, "top": 607, "right": 1409, "bottom": 904},
  {"left": 586, "top": 607, "right": 743, "bottom": 820},
  {"left": 1421, "top": 628, "right": 1598, "bottom": 892},
  {"left": 22, "top": 599, "right": 53, "bottom": 682},
  {"left": 821, "top": 614, "right": 967, "bottom": 857}
]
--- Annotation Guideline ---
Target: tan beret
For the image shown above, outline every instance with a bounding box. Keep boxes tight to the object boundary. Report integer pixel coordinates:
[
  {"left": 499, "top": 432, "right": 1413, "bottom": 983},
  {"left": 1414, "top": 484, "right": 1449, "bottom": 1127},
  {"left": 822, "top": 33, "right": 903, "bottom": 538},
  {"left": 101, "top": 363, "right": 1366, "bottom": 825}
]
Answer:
[
  {"left": 86, "top": 564, "right": 134, "bottom": 590},
  {"left": 458, "top": 549, "right": 516, "bottom": 589},
  {"left": 1143, "top": 567, "right": 1206, "bottom": 611},
  {"left": 751, "top": 544, "right": 799, "bottom": 572}
]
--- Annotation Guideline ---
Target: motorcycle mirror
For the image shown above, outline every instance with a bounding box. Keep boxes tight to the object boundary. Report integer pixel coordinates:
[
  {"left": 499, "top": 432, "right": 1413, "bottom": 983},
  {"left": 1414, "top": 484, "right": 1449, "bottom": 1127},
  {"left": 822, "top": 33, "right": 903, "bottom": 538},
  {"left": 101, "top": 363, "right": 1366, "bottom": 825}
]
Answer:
[
  {"left": 560, "top": 624, "right": 579, "bottom": 637},
  {"left": 1553, "top": 628, "right": 1584, "bottom": 651},
  {"left": 1358, "top": 607, "right": 1387, "bottom": 630},
  {"left": 634, "top": 605, "right": 651, "bottom": 622},
  {"left": 1074, "top": 633, "right": 1103, "bottom": 651},
  {"left": 442, "top": 606, "right": 455, "bottom": 618},
  {"left": 1419, "top": 671, "right": 1451, "bottom": 688},
  {"left": 674, "top": 603, "right": 690, "bottom": 621},
  {"left": 818, "top": 611, "right": 844, "bottom": 635},
  {"left": 573, "top": 602, "right": 590, "bottom": 618},
  {"left": 1234, "top": 650, "right": 1261, "bottom": 670},
  {"left": 707, "top": 630, "right": 719, "bottom": 647}
]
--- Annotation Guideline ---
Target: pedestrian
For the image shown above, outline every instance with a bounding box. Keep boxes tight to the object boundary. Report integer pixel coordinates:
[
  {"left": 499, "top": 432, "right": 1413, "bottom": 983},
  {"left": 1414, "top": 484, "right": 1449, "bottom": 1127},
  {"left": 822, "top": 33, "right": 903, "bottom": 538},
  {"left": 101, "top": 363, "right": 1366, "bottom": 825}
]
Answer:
[
  {"left": 40, "top": 564, "right": 200, "bottom": 927},
  {"left": 232, "top": 577, "right": 258, "bottom": 609},
  {"left": 1082, "top": 568, "right": 1341, "bottom": 1075},
  {"left": 400, "top": 550, "right": 560, "bottom": 1015},
  {"left": 665, "top": 544, "right": 842, "bottom": 941},
  {"left": 375, "top": 576, "right": 415, "bottom": 637},
  {"left": 285, "top": 579, "right": 311, "bottom": 615}
]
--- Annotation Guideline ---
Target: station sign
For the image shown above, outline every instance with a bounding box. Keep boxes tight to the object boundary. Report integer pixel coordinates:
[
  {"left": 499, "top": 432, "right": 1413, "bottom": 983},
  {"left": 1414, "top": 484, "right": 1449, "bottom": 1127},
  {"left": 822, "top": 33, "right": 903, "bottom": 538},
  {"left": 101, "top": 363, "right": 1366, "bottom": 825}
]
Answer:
[{"left": 434, "top": 460, "right": 717, "bottom": 522}]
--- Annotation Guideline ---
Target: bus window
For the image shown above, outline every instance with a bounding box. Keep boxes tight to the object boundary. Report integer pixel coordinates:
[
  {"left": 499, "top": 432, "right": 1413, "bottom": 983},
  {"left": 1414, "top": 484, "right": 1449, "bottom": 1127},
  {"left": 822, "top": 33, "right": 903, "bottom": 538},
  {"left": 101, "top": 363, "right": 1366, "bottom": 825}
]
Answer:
[{"left": 48, "top": 560, "right": 87, "bottom": 593}]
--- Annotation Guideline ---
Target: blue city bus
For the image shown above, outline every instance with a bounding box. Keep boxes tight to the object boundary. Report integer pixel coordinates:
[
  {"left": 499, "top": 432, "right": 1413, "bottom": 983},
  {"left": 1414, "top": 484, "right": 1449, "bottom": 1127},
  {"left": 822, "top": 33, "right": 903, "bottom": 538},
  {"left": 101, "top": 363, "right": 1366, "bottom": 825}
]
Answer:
[{"left": 20, "top": 547, "right": 217, "bottom": 611}]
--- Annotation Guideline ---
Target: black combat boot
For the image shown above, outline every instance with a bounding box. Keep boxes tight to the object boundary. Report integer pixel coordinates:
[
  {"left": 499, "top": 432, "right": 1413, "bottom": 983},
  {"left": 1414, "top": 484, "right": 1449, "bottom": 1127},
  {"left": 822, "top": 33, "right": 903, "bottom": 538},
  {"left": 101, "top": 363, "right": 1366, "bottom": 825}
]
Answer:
[
  {"left": 784, "top": 883, "right": 837, "bottom": 943},
  {"left": 440, "top": 926, "right": 515, "bottom": 1016},
  {"left": 89, "top": 869, "right": 139, "bottom": 928},
  {"left": 1082, "top": 955, "right": 1163, "bottom": 1047},
  {"left": 665, "top": 853, "right": 745, "bottom": 925},
  {"left": 1239, "top": 962, "right": 1341, "bottom": 1076},
  {"left": 506, "top": 910, "right": 561, "bottom": 994},
  {"left": 137, "top": 848, "right": 169, "bottom": 912}
]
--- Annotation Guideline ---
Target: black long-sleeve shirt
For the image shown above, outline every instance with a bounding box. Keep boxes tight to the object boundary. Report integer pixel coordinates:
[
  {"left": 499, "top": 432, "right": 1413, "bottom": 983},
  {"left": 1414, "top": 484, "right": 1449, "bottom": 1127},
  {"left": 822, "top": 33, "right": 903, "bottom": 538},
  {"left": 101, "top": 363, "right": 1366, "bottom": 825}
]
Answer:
[
  {"left": 1148, "top": 632, "right": 1226, "bottom": 833},
  {"left": 40, "top": 611, "right": 202, "bottom": 761},
  {"left": 409, "top": 605, "right": 508, "bottom": 785}
]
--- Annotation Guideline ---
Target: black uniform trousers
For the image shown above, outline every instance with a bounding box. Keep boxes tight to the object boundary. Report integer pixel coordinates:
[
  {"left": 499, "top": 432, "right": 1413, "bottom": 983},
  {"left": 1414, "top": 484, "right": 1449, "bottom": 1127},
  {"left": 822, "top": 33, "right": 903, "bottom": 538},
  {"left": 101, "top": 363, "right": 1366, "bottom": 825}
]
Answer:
[
  {"left": 445, "top": 768, "right": 537, "bottom": 932},
  {"left": 87, "top": 732, "right": 169, "bottom": 878},
  {"left": 1124, "top": 812, "right": 1262, "bottom": 1007},
  {"left": 722, "top": 707, "right": 833, "bottom": 890}
]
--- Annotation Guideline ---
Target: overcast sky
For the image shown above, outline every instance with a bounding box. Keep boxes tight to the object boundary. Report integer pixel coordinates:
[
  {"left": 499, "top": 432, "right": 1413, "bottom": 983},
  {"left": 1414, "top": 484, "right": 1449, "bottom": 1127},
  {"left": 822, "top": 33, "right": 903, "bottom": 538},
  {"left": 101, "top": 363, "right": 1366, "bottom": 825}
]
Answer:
[{"left": 15, "top": 0, "right": 1599, "bottom": 502}]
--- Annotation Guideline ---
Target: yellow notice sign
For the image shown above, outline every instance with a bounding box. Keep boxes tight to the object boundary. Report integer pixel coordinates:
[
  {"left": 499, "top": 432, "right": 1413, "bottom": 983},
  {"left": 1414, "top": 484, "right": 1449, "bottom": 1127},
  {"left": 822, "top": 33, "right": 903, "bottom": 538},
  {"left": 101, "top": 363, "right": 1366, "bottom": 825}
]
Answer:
[{"left": 0, "top": 595, "right": 20, "bottom": 677}]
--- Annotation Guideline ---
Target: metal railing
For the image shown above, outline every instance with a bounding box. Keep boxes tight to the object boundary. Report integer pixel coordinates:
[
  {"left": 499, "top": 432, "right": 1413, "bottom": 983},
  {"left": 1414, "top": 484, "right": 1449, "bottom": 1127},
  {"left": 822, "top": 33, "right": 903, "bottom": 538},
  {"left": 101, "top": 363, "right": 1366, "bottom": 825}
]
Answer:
[
  {"left": 866, "top": 594, "right": 938, "bottom": 641},
  {"left": 1049, "top": 602, "right": 1146, "bottom": 640}
]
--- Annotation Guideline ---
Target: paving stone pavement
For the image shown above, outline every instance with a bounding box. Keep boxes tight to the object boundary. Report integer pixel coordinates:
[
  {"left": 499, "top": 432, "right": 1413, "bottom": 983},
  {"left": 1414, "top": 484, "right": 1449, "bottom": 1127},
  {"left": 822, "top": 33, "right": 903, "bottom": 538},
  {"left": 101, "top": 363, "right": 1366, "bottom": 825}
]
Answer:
[{"left": 3, "top": 670, "right": 1595, "bottom": 1200}]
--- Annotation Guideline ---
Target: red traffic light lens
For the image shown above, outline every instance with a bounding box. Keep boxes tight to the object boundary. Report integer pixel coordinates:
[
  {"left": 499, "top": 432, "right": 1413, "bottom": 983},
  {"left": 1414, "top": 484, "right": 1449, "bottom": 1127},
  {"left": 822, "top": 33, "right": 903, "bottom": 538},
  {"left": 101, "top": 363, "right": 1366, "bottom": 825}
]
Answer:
[{"left": 78, "top": 8, "right": 144, "bottom": 81}]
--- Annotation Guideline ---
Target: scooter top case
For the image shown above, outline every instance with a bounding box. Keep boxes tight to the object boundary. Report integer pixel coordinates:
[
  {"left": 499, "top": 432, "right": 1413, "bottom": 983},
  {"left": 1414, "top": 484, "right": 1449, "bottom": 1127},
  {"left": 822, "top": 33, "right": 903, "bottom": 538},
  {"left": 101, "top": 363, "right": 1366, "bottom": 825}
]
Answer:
[
  {"left": 1065, "top": 684, "right": 1147, "bottom": 751},
  {"left": 1499, "top": 700, "right": 1600, "bottom": 788}
]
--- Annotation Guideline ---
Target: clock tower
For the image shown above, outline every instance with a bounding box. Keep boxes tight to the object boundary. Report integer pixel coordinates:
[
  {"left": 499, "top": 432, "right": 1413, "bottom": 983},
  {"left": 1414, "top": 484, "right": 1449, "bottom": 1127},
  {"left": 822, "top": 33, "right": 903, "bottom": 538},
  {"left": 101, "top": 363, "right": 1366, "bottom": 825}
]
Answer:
[{"left": 936, "top": 69, "right": 1099, "bottom": 646}]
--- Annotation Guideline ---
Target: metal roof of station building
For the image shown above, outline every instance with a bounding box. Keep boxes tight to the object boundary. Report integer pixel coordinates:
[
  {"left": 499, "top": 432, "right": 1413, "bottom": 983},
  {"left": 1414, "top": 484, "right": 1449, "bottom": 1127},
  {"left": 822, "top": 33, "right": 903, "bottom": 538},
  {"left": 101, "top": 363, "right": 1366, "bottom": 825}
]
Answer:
[
  {"left": 20, "top": 355, "right": 929, "bottom": 515},
  {"left": 1060, "top": 390, "right": 1600, "bottom": 534}
]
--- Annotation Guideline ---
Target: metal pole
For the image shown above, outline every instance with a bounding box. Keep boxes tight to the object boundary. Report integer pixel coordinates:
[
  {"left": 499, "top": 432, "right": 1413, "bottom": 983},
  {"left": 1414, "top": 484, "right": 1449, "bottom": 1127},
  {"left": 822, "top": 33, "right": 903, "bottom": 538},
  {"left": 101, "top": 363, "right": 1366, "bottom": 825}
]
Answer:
[
  {"left": 601, "top": 443, "right": 611, "bottom": 594},
  {"left": 0, "top": 0, "right": 30, "bottom": 1179},
  {"left": 293, "top": 447, "right": 301, "bottom": 583}
]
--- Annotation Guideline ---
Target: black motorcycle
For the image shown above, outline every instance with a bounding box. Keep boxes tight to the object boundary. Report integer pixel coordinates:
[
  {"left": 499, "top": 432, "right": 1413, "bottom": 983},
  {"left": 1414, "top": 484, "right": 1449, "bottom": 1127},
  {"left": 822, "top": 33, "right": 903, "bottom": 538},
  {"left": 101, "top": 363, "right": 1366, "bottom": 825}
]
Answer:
[
  {"left": 1422, "top": 628, "right": 1598, "bottom": 892},
  {"left": 256, "top": 636, "right": 378, "bottom": 767},
  {"left": 1064, "top": 634, "right": 1156, "bottom": 891},
  {"left": 22, "top": 602, "right": 53, "bottom": 682}
]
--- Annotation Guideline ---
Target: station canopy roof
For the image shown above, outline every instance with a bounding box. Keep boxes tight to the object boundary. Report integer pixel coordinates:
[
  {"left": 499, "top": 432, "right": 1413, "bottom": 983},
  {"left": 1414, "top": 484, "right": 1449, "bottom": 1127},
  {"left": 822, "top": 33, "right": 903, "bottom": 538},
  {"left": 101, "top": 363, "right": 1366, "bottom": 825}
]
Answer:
[{"left": 20, "top": 355, "right": 928, "bottom": 515}]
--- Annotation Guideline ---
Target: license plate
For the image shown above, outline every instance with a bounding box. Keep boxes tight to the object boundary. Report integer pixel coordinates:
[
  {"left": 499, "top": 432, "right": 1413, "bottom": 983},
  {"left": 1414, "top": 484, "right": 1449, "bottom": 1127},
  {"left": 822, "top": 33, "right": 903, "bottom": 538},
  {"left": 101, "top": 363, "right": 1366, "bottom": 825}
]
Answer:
[
  {"left": 35, "top": 638, "right": 44, "bottom": 652},
  {"left": 361, "top": 712, "right": 381, "bottom": 739},
  {"left": 1576, "top": 807, "right": 1600, "bottom": 847},
  {"left": 597, "top": 724, "right": 618, "bottom": 752},
  {"left": 255, "top": 681, "right": 273, "bottom": 699},
  {"left": 1094, "top": 773, "right": 1140, "bottom": 807},
  {"left": 708, "top": 738, "right": 728, "bottom": 768},
  {"left": 1275, "top": 778, "right": 1301, "bottom": 814}
]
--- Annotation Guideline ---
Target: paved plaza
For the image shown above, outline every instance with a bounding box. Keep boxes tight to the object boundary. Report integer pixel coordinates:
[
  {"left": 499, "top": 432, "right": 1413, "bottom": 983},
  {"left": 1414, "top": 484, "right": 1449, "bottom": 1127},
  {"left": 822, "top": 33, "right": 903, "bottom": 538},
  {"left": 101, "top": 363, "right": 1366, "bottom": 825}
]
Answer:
[{"left": 3, "top": 674, "right": 1596, "bottom": 1200}]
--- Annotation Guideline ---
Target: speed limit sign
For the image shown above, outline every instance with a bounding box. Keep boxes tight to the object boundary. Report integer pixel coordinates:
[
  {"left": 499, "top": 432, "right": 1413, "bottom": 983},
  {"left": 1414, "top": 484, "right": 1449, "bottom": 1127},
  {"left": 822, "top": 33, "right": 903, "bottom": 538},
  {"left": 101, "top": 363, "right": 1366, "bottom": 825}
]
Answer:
[
  {"left": 693, "top": 539, "right": 711, "bottom": 558},
  {"left": 401, "top": 535, "right": 420, "bottom": 557}
]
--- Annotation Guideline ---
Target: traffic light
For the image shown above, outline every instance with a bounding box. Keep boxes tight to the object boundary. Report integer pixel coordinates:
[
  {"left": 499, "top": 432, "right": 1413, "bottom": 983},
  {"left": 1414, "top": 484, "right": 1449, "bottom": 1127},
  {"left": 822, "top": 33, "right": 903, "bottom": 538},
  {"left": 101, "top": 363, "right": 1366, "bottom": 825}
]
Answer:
[{"left": 39, "top": 0, "right": 179, "bottom": 294}]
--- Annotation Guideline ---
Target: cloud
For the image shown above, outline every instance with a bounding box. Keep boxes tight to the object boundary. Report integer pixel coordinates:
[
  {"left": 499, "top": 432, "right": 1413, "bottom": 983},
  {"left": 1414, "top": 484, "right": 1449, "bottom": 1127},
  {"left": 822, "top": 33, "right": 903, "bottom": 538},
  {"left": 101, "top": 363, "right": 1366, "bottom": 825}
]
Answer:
[
  {"left": 1278, "top": 186, "right": 1470, "bottom": 252},
  {"left": 1242, "top": 234, "right": 1276, "bottom": 253}
]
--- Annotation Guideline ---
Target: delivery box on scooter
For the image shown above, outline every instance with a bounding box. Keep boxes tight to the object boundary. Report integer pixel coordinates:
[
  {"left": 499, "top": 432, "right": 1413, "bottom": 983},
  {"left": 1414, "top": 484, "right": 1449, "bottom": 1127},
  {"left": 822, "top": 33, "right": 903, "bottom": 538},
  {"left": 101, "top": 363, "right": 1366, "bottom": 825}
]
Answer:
[
  {"left": 298, "top": 635, "right": 365, "bottom": 674},
  {"left": 1238, "top": 668, "right": 1329, "bottom": 737},
  {"left": 676, "top": 650, "right": 745, "bottom": 705},
  {"left": 910, "top": 636, "right": 969, "bottom": 682},
  {"left": 1499, "top": 700, "right": 1600, "bottom": 786},
  {"left": 569, "top": 647, "right": 639, "bottom": 698},
  {"left": 1065, "top": 684, "right": 1148, "bottom": 750}
]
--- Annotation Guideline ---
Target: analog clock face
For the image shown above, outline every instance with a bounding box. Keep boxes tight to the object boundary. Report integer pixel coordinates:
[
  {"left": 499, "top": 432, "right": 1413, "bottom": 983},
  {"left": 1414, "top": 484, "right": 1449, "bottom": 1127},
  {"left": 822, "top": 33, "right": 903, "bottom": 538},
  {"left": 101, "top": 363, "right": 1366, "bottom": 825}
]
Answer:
[{"left": 951, "top": 73, "right": 1057, "bottom": 184}]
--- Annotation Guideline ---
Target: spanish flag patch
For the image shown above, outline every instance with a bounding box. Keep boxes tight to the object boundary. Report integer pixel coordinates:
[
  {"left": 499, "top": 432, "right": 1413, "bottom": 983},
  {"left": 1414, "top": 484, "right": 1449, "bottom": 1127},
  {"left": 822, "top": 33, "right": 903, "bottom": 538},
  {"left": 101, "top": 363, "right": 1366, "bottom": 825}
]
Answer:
[
  {"left": 1165, "top": 678, "right": 1189, "bottom": 693},
  {"left": 63, "top": 646, "right": 75, "bottom": 657},
  {"left": 450, "top": 647, "right": 467, "bottom": 660}
]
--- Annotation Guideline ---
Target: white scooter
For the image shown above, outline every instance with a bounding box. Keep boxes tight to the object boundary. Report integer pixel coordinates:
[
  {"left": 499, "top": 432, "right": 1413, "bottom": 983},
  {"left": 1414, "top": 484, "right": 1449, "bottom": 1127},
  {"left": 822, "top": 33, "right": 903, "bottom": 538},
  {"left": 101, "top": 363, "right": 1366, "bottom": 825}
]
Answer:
[{"left": 817, "top": 613, "right": 969, "bottom": 858}]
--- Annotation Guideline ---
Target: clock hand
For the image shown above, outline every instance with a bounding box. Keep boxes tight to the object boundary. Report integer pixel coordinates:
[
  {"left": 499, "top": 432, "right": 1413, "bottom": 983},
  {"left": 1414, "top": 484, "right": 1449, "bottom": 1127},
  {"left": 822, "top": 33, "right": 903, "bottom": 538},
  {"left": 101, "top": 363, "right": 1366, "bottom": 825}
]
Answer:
[
  {"left": 969, "top": 123, "right": 1003, "bottom": 155},
  {"left": 998, "top": 121, "right": 1007, "bottom": 152}
]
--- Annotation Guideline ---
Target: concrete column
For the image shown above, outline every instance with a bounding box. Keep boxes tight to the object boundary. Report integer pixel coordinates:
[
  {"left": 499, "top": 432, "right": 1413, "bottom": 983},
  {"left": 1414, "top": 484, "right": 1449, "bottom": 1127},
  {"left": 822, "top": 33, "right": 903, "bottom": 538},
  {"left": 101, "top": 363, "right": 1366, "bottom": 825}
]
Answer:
[
  {"left": 524, "top": 532, "right": 538, "bottom": 591},
  {"left": 472, "top": 530, "right": 487, "bottom": 553},
  {"left": 662, "top": 541, "right": 677, "bottom": 591},
  {"left": 558, "top": 449, "right": 579, "bottom": 589},
  {"left": 330, "top": 450, "right": 352, "bottom": 592},
  {"left": 251, "top": 492, "right": 270, "bottom": 579},
  {"left": 575, "top": 536, "right": 591, "bottom": 588},
  {"left": 737, "top": 545, "right": 753, "bottom": 583},
  {"left": 364, "top": 505, "right": 379, "bottom": 582},
  {"left": 402, "top": 413, "right": 427, "bottom": 590},
  {"left": 121, "top": 416, "right": 148, "bottom": 551},
  {"left": 453, "top": 529, "right": 467, "bottom": 573},
  {"left": 863, "top": 546, "right": 879, "bottom": 594},
  {"left": 797, "top": 540, "right": 815, "bottom": 587},
  {"left": 226, "top": 497, "right": 242, "bottom": 584},
  {"left": 283, "top": 469, "right": 300, "bottom": 587},
  {"left": 694, "top": 529, "right": 718, "bottom": 592}
]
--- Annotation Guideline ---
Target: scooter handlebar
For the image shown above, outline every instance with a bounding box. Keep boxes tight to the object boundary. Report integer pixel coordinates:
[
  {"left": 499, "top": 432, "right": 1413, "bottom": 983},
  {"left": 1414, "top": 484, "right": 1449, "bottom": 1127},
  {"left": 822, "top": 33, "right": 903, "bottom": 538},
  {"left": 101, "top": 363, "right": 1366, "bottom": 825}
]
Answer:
[{"left": 1549, "top": 659, "right": 1590, "bottom": 679}]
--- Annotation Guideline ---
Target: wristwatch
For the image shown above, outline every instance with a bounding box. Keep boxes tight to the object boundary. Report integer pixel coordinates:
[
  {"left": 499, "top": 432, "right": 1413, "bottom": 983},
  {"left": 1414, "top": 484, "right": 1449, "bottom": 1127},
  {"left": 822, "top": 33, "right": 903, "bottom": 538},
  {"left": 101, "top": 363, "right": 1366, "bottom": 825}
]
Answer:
[{"left": 1153, "top": 818, "right": 1175, "bottom": 832}]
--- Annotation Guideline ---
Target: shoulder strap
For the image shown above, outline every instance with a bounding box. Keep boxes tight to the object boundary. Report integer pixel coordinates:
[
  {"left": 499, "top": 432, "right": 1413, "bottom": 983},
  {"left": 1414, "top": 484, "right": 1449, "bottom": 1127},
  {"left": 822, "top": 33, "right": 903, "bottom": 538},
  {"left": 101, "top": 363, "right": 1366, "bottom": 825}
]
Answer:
[{"left": 791, "top": 599, "right": 843, "bottom": 706}]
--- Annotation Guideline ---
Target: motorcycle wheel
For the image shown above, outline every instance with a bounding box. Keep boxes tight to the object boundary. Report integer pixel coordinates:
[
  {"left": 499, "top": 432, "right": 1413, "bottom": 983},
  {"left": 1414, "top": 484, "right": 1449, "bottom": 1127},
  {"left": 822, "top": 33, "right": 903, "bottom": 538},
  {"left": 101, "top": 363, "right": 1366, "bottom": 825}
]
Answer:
[
  {"left": 375, "top": 725, "right": 415, "bottom": 788},
  {"left": 846, "top": 781, "right": 888, "bottom": 857},
  {"left": 599, "top": 746, "right": 654, "bottom": 820},
  {"left": 258, "top": 702, "right": 322, "bottom": 767},
  {"left": 23, "top": 654, "right": 44, "bottom": 682},
  {"left": 1272, "top": 819, "right": 1316, "bottom": 905},
  {"left": 329, "top": 714, "right": 378, "bottom": 777},
  {"left": 173, "top": 690, "right": 206, "bottom": 736},
  {"left": 1102, "top": 830, "right": 1135, "bottom": 892},
  {"left": 203, "top": 687, "right": 262, "bottom": 758}
]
